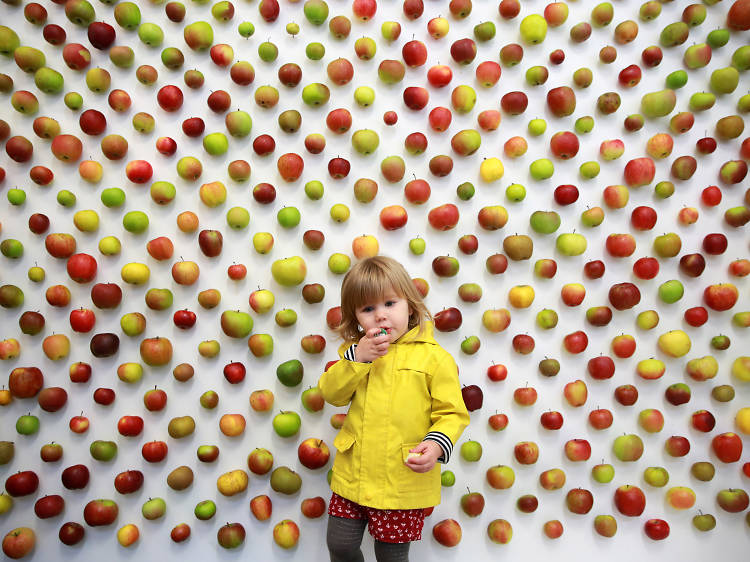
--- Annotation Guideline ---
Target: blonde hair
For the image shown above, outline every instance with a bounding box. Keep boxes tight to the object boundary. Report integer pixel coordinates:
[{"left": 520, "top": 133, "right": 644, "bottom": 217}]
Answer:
[{"left": 335, "top": 256, "right": 432, "bottom": 343}]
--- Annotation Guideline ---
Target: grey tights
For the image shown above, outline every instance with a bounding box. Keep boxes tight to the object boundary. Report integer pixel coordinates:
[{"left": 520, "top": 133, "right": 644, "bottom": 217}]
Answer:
[{"left": 327, "top": 515, "right": 411, "bottom": 562}]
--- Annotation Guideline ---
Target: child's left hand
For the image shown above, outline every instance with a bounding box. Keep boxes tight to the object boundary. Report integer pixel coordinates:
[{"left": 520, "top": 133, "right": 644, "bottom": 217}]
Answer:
[{"left": 404, "top": 441, "right": 442, "bottom": 473}]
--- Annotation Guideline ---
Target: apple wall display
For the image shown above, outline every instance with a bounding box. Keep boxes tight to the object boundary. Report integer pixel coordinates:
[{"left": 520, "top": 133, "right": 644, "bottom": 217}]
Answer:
[{"left": 1, "top": 0, "right": 749, "bottom": 560}]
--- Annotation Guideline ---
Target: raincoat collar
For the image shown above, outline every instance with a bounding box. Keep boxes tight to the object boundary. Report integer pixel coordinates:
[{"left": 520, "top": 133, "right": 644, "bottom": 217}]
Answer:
[{"left": 394, "top": 321, "right": 437, "bottom": 345}]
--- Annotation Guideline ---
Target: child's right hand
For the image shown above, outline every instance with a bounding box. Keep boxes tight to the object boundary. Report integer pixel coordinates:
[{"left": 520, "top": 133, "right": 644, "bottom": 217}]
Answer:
[{"left": 354, "top": 327, "right": 390, "bottom": 362}]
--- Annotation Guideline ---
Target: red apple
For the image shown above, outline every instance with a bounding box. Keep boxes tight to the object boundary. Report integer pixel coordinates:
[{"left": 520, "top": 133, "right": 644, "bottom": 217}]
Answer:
[
  {"left": 644, "top": 519, "right": 669, "bottom": 540},
  {"left": 61, "top": 464, "right": 89, "bottom": 490},
  {"left": 588, "top": 408, "right": 613, "bottom": 430},
  {"left": 298, "top": 438, "right": 330, "bottom": 470},
  {"left": 540, "top": 411, "right": 563, "bottom": 430},
  {"left": 614, "top": 485, "right": 646, "bottom": 516},
  {"left": 142, "top": 440, "right": 168, "bottom": 463},
  {"left": 554, "top": 184, "right": 579, "bottom": 205},
  {"left": 114, "top": 469, "right": 144, "bottom": 494},
  {"left": 83, "top": 499, "right": 118, "bottom": 526},
  {"left": 712, "top": 432, "right": 743, "bottom": 463},
  {"left": 223, "top": 361, "right": 246, "bottom": 384},
  {"left": 587, "top": 356, "right": 615, "bottom": 380},
  {"left": 117, "top": 415, "right": 144, "bottom": 437},
  {"left": 5, "top": 471, "right": 40, "bottom": 497},
  {"left": 487, "top": 364, "right": 507, "bottom": 382},
  {"left": 563, "top": 331, "right": 588, "bottom": 354}
]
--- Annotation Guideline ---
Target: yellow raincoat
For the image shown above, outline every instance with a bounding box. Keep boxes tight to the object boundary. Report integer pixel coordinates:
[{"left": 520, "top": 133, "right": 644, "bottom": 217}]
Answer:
[{"left": 318, "top": 321, "right": 469, "bottom": 510}]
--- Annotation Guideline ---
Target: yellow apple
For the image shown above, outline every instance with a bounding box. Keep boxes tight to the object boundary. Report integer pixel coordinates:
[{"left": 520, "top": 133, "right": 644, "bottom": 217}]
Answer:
[
  {"left": 479, "top": 157, "right": 504, "bottom": 182},
  {"left": 508, "top": 285, "right": 535, "bottom": 308},
  {"left": 117, "top": 523, "right": 139, "bottom": 547},
  {"left": 657, "top": 330, "right": 691, "bottom": 358},
  {"left": 351, "top": 234, "right": 379, "bottom": 259},
  {"left": 217, "top": 469, "right": 249, "bottom": 496},
  {"left": 735, "top": 407, "right": 750, "bottom": 434}
]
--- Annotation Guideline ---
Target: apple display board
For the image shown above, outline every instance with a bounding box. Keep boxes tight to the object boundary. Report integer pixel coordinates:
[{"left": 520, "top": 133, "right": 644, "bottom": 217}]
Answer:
[{"left": 0, "top": 0, "right": 749, "bottom": 560}]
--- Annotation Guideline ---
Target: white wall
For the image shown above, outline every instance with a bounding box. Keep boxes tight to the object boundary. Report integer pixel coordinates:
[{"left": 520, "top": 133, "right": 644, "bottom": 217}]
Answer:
[{"left": 1, "top": 0, "right": 748, "bottom": 560}]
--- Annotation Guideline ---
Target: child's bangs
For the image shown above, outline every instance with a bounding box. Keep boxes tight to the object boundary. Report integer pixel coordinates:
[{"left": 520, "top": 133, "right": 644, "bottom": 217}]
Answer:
[{"left": 350, "top": 266, "right": 403, "bottom": 309}]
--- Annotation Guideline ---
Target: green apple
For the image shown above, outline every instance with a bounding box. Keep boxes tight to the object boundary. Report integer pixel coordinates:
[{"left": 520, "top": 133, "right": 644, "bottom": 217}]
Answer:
[
  {"left": 220, "top": 310, "right": 253, "bottom": 338},
  {"left": 460, "top": 440, "right": 482, "bottom": 462},
  {"left": 556, "top": 232, "right": 587, "bottom": 256},
  {"left": 693, "top": 512, "right": 716, "bottom": 532},
  {"left": 665, "top": 70, "right": 688, "bottom": 89},
  {"left": 457, "top": 182, "right": 475, "bottom": 200},
  {"left": 238, "top": 21, "right": 255, "bottom": 38},
  {"left": 138, "top": 23, "right": 165, "bottom": 47},
  {"left": 351, "top": 129, "right": 379, "bottom": 154},
  {"left": 643, "top": 466, "right": 669, "bottom": 487},
  {"left": 101, "top": 187, "right": 126, "bottom": 207},
  {"left": 226, "top": 206, "right": 250, "bottom": 229},
  {"left": 122, "top": 211, "right": 149, "bottom": 233},
  {"left": 304, "top": 0, "right": 329, "bottom": 25},
  {"left": 7, "top": 189, "right": 26, "bottom": 206},
  {"left": 258, "top": 41, "right": 278, "bottom": 62},
  {"left": 301, "top": 82, "right": 330, "bottom": 106},
  {"left": 505, "top": 183, "right": 526, "bottom": 202},
  {"left": 409, "top": 237, "right": 426, "bottom": 255},
  {"left": 16, "top": 414, "right": 40, "bottom": 435},
  {"left": 658, "top": 279, "right": 684, "bottom": 303},
  {"left": 271, "top": 256, "right": 307, "bottom": 286},
  {"left": 275, "top": 308, "right": 298, "bottom": 327},
  {"left": 353, "top": 86, "right": 375, "bottom": 107},
  {"left": 536, "top": 309, "right": 558, "bottom": 329},
  {"left": 519, "top": 14, "right": 547, "bottom": 44},
  {"left": 225, "top": 110, "right": 252, "bottom": 137},
  {"left": 527, "top": 118, "right": 547, "bottom": 136},
  {"left": 90, "top": 440, "right": 118, "bottom": 462},
  {"left": 529, "top": 158, "right": 554, "bottom": 180},
  {"left": 707, "top": 28, "right": 729, "bottom": 48},
  {"left": 305, "top": 42, "right": 325, "bottom": 60},
  {"left": 441, "top": 470, "right": 456, "bottom": 487},
  {"left": 575, "top": 115, "right": 595, "bottom": 133},
  {"left": 142, "top": 497, "right": 166, "bottom": 520},
  {"left": 328, "top": 253, "right": 351, "bottom": 274},
  {"left": 591, "top": 463, "right": 614, "bottom": 483},
  {"left": 203, "top": 132, "right": 228, "bottom": 155},
  {"left": 304, "top": 180, "right": 324, "bottom": 200},
  {"left": 530, "top": 210, "right": 561, "bottom": 234},
  {"left": 272, "top": 411, "right": 301, "bottom": 437},
  {"left": 710, "top": 66, "right": 739, "bottom": 94},
  {"left": 579, "top": 161, "right": 600, "bottom": 179},
  {"left": 64, "top": 91, "right": 84, "bottom": 110},
  {"left": 277, "top": 206, "right": 301, "bottom": 228},
  {"left": 277, "top": 359, "right": 304, "bottom": 387},
  {"left": 194, "top": 499, "right": 217, "bottom": 520}
]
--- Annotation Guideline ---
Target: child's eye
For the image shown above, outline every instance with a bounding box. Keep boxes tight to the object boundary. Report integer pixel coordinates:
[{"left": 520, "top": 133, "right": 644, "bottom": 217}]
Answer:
[
  {"left": 362, "top": 306, "right": 373, "bottom": 312},
  {"left": 385, "top": 301, "right": 395, "bottom": 306}
]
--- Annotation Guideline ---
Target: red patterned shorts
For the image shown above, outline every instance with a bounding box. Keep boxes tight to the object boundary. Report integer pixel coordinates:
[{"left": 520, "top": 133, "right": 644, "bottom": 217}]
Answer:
[{"left": 328, "top": 492, "right": 426, "bottom": 543}]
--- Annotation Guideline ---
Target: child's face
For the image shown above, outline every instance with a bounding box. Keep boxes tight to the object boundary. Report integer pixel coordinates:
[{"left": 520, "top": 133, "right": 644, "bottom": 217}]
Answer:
[{"left": 355, "top": 288, "right": 412, "bottom": 343}]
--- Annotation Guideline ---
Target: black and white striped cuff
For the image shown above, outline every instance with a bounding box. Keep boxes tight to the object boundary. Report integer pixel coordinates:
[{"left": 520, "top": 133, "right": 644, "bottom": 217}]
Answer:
[
  {"left": 344, "top": 344, "right": 357, "bottom": 361},
  {"left": 424, "top": 431, "right": 453, "bottom": 464},
  {"left": 344, "top": 343, "right": 371, "bottom": 363}
]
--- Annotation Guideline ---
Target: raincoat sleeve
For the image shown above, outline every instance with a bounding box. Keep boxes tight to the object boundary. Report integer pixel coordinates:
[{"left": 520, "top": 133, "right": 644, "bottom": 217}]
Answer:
[
  {"left": 425, "top": 351, "right": 470, "bottom": 456},
  {"left": 318, "top": 342, "right": 371, "bottom": 407}
]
